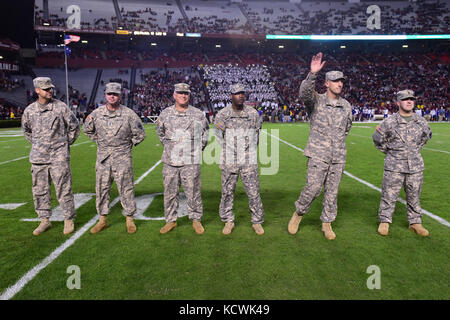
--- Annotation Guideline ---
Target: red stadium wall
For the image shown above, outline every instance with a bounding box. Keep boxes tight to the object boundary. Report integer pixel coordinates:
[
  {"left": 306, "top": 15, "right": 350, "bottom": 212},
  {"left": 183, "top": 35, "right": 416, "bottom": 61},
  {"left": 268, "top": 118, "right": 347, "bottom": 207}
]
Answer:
[{"left": 36, "top": 57, "right": 252, "bottom": 68}]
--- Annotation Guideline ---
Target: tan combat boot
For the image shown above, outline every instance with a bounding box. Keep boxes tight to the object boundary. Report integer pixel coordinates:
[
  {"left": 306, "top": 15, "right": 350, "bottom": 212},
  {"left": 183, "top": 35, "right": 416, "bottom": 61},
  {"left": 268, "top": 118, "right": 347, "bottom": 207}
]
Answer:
[
  {"left": 63, "top": 219, "right": 75, "bottom": 235},
  {"left": 222, "top": 222, "right": 235, "bottom": 235},
  {"left": 192, "top": 220, "right": 205, "bottom": 235},
  {"left": 378, "top": 222, "right": 389, "bottom": 236},
  {"left": 288, "top": 212, "right": 302, "bottom": 235},
  {"left": 90, "top": 215, "right": 108, "bottom": 234},
  {"left": 322, "top": 222, "right": 336, "bottom": 240},
  {"left": 408, "top": 224, "right": 429, "bottom": 237},
  {"left": 33, "top": 218, "right": 52, "bottom": 236},
  {"left": 160, "top": 221, "right": 177, "bottom": 234},
  {"left": 252, "top": 224, "right": 264, "bottom": 235},
  {"left": 126, "top": 216, "right": 136, "bottom": 234}
]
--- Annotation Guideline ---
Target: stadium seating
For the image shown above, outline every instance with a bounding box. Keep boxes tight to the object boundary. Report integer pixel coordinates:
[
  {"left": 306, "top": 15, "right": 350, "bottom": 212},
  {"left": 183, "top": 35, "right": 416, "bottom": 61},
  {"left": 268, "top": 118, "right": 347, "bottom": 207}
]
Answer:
[{"left": 35, "top": 0, "right": 450, "bottom": 35}]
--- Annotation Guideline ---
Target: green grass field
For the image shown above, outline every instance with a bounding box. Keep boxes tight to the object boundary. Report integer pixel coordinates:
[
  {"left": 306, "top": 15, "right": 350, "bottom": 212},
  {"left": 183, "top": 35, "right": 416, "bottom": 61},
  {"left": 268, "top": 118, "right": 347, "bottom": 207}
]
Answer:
[{"left": 0, "top": 122, "right": 449, "bottom": 300}]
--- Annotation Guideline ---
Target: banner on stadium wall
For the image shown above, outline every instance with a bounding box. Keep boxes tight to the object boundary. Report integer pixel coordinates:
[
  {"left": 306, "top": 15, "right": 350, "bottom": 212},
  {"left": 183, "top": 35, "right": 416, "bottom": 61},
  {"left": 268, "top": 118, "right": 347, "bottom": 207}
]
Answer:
[
  {"left": 0, "top": 62, "right": 19, "bottom": 72},
  {"left": 35, "top": 25, "right": 114, "bottom": 35}
]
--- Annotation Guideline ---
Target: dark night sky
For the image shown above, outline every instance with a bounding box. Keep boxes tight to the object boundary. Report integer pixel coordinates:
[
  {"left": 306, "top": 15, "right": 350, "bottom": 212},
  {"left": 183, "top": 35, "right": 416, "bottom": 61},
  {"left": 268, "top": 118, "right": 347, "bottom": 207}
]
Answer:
[{"left": 0, "top": 0, "right": 35, "bottom": 48}]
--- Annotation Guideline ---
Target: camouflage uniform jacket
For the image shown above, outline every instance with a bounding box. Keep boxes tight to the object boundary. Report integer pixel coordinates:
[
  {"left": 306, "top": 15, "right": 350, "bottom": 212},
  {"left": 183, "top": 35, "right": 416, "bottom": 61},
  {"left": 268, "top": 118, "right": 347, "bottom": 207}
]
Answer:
[
  {"left": 84, "top": 104, "right": 146, "bottom": 163},
  {"left": 372, "top": 113, "right": 431, "bottom": 173},
  {"left": 156, "top": 105, "right": 209, "bottom": 166},
  {"left": 300, "top": 72, "right": 352, "bottom": 164},
  {"left": 22, "top": 99, "right": 80, "bottom": 164},
  {"left": 214, "top": 105, "right": 262, "bottom": 170}
]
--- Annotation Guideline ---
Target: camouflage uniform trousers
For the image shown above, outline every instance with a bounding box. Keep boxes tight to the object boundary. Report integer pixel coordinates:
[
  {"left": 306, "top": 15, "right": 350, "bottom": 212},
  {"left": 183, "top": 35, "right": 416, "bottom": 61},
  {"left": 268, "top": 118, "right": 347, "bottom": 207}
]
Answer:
[
  {"left": 31, "top": 161, "right": 75, "bottom": 220},
  {"left": 163, "top": 163, "right": 203, "bottom": 223},
  {"left": 219, "top": 166, "right": 264, "bottom": 224},
  {"left": 96, "top": 156, "right": 136, "bottom": 217},
  {"left": 378, "top": 170, "right": 423, "bottom": 224},
  {"left": 294, "top": 157, "right": 345, "bottom": 223}
]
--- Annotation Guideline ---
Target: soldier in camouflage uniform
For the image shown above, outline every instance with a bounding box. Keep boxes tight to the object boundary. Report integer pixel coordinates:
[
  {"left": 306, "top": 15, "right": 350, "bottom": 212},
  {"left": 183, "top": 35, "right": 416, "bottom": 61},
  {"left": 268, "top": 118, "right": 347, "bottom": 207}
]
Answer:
[
  {"left": 287, "top": 53, "right": 352, "bottom": 240},
  {"left": 373, "top": 89, "right": 432, "bottom": 237},
  {"left": 214, "top": 83, "right": 265, "bottom": 235},
  {"left": 84, "top": 82, "right": 146, "bottom": 234},
  {"left": 156, "top": 83, "right": 209, "bottom": 235},
  {"left": 22, "top": 77, "right": 80, "bottom": 236}
]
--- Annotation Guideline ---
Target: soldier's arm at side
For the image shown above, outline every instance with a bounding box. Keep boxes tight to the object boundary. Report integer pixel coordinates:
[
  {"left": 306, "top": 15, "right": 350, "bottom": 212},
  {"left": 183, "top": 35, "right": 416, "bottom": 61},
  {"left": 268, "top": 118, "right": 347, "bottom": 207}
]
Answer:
[
  {"left": 155, "top": 113, "right": 165, "bottom": 145},
  {"left": 130, "top": 112, "right": 146, "bottom": 146},
  {"left": 214, "top": 111, "right": 225, "bottom": 148},
  {"left": 420, "top": 122, "right": 432, "bottom": 148},
  {"left": 345, "top": 106, "right": 353, "bottom": 136},
  {"left": 21, "top": 109, "right": 32, "bottom": 143},
  {"left": 372, "top": 122, "right": 387, "bottom": 153},
  {"left": 83, "top": 113, "right": 97, "bottom": 142},
  {"left": 201, "top": 115, "right": 209, "bottom": 150},
  {"left": 255, "top": 111, "right": 262, "bottom": 146},
  {"left": 299, "top": 72, "right": 319, "bottom": 115},
  {"left": 64, "top": 105, "right": 80, "bottom": 145}
]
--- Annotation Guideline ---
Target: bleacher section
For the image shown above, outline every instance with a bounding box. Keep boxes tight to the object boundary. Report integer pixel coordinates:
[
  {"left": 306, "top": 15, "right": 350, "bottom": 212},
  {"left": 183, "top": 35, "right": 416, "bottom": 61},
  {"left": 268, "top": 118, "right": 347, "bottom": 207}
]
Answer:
[
  {"left": 43, "top": 0, "right": 117, "bottom": 30},
  {"left": 117, "top": 0, "right": 183, "bottom": 32},
  {"left": 35, "top": 0, "right": 450, "bottom": 35},
  {"left": 95, "top": 68, "right": 131, "bottom": 106}
]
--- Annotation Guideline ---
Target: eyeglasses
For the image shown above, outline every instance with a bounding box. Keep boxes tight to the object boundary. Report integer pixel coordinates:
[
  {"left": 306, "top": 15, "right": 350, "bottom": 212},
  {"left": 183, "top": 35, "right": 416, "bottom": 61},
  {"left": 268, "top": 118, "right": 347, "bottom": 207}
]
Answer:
[
  {"left": 42, "top": 87, "right": 53, "bottom": 92},
  {"left": 106, "top": 92, "right": 120, "bottom": 96},
  {"left": 401, "top": 98, "right": 415, "bottom": 101},
  {"left": 176, "top": 92, "right": 190, "bottom": 96}
]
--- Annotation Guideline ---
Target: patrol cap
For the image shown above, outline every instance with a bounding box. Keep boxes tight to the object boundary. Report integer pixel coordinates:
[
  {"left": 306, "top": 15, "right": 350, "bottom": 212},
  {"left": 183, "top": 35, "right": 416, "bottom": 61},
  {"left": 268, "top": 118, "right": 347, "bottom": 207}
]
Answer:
[
  {"left": 396, "top": 89, "right": 416, "bottom": 100},
  {"left": 33, "top": 77, "right": 55, "bottom": 89},
  {"left": 105, "top": 82, "right": 122, "bottom": 94},
  {"left": 174, "top": 83, "right": 191, "bottom": 93},
  {"left": 325, "top": 71, "right": 346, "bottom": 82},
  {"left": 230, "top": 83, "right": 246, "bottom": 94}
]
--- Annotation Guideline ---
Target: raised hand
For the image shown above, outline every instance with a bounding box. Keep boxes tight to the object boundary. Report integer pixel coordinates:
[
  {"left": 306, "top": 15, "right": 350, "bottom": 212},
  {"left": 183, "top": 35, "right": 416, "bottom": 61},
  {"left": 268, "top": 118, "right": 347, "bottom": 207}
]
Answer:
[{"left": 310, "top": 52, "right": 326, "bottom": 74}]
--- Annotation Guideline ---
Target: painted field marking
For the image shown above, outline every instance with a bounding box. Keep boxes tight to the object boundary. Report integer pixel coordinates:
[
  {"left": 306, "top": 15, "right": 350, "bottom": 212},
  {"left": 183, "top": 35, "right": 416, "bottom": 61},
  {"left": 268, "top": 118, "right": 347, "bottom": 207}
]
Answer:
[
  {"left": 0, "top": 159, "right": 162, "bottom": 300},
  {"left": 262, "top": 131, "right": 450, "bottom": 228},
  {"left": 0, "top": 140, "right": 92, "bottom": 166}
]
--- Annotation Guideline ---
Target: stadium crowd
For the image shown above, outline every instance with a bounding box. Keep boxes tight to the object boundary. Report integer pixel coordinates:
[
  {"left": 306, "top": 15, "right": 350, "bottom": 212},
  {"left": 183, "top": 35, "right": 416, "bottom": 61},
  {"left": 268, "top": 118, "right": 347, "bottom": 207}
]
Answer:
[
  {"left": 132, "top": 67, "right": 208, "bottom": 121},
  {"left": 0, "top": 75, "right": 25, "bottom": 92},
  {"left": 0, "top": 101, "right": 23, "bottom": 120},
  {"left": 27, "top": 49, "right": 450, "bottom": 123},
  {"left": 200, "top": 63, "right": 278, "bottom": 111}
]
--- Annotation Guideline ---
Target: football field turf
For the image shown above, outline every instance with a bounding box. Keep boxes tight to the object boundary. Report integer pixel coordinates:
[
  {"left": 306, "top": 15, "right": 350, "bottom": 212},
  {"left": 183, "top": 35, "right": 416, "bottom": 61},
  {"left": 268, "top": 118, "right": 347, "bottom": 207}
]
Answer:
[{"left": 0, "top": 122, "right": 449, "bottom": 300}]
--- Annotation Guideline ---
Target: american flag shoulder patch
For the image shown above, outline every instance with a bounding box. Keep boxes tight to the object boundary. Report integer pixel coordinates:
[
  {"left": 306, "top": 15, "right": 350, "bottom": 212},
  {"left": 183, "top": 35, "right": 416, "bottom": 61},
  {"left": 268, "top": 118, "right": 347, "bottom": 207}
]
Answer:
[
  {"left": 215, "top": 122, "right": 225, "bottom": 131},
  {"left": 376, "top": 125, "right": 382, "bottom": 134}
]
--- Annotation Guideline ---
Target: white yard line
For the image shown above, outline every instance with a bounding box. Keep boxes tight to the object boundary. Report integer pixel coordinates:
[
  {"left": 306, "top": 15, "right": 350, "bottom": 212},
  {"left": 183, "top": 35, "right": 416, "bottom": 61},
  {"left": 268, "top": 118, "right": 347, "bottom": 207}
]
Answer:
[
  {"left": 0, "top": 140, "right": 92, "bottom": 166},
  {"left": 0, "top": 159, "right": 162, "bottom": 300},
  {"left": 423, "top": 147, "right": 450, "bottom": 155},
  {"left": 263, "top": 131, "right": 450, "bottom": 228},
  {"left": 0, "top": 138, "right": 24, "bottom": 143}
]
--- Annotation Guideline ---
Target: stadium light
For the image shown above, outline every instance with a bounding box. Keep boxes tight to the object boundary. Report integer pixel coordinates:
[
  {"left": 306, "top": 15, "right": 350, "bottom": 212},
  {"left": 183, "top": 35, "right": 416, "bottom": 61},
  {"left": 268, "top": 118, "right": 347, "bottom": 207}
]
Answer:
[
  {"left": 176, "top": 33, "right": 184, "bottom": 37},
  {"left": 81, "top": 40, "right": 88, "bottom": 44},
  {"left": 151, "top": 43, "right": 157, "bottom": 46},
  {"left": 266, "top": 34, "right": 450, "bottom": 40},
  {"left": 186, "top": 33, "right": 201, "bottom": 38},
  {"left": 0, "top": 56, "right": 3, "bottom": 59},
  {"left": 278, "top": 45, "right": 284, "bottom": 48},
  {"left": 43, "top": 22, "right": 50, "bottom": 26},
  {"left": 402, "top": 45, "right": 408, "bottom": 48},
  {"left": 216, "top": 44, "right": 221, "bottom": 48},
  {"left": 340, "top": 45, "right": 346, "bottom": 48}
]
